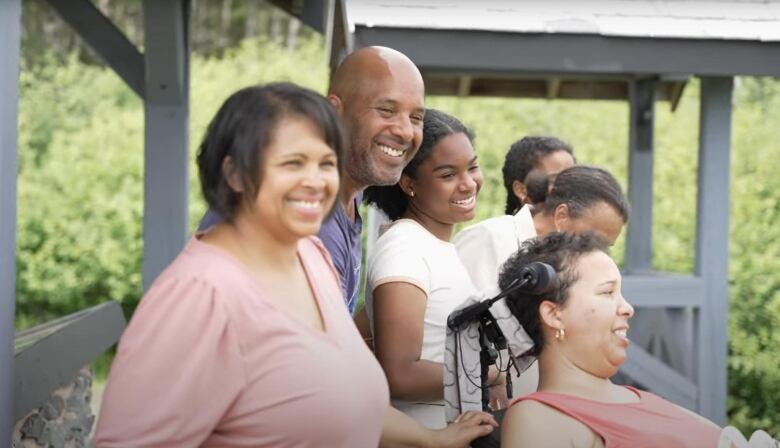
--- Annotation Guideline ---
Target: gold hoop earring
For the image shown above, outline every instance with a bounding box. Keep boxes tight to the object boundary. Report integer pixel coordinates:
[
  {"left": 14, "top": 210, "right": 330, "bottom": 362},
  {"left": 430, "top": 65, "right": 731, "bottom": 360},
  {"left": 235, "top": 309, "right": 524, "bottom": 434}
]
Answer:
[{"left": 555, "top": 328, "right": 566, "bottom": 341}]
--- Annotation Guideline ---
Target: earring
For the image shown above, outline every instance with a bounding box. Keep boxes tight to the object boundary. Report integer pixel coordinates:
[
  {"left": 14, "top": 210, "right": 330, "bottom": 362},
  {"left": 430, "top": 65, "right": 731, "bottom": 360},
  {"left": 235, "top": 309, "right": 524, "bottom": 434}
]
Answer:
[
  {"left": 409, "top": 191, "right": 415, "bottom": 197},
  {"left": 555, "top": 328, "right": 566, "bottom": 341}
]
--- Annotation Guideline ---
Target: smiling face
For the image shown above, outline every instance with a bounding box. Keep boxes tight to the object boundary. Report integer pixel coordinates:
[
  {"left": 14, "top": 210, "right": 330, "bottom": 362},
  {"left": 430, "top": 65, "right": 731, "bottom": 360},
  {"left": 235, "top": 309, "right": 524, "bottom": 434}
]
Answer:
[
  {"left": 239, "top": 117, "right": 340, "bottom": 244},
  {"left": 403, "top": 132, "right": 483, "bottom": 225},
  {"left": 553, "top": 250, "right": 634, "bottom": 377},
  {"left": 338, "top": 63, "right": 425, "bottom": 188}
]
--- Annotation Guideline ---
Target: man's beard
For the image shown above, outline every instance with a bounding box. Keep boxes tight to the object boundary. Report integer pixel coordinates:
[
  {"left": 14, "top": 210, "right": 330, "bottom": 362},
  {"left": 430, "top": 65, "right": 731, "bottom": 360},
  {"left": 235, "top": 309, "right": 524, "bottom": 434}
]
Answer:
[{"left": 345, "top": 136, "right": 401, "bottom": 188}]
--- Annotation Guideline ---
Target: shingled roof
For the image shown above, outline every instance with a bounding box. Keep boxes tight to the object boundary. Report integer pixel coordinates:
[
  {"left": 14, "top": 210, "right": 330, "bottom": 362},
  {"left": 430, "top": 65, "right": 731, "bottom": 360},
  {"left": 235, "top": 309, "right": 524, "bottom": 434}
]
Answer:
[{"left": 347, "top": 0, "right": 780, "bottom": 42}]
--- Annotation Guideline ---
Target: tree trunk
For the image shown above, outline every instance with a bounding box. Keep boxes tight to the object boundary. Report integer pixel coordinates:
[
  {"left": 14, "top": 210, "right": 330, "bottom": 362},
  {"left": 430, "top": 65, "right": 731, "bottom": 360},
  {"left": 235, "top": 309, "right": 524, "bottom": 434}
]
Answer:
[
  {"left": 269, "top": 7, "right": 284, "bottom": 44},
  {"left": 244, "top": 0, "right": 258, "bottom": 39},
  {"left": 219, "top": 0, "right": 233, "bottom": 50},
  {"left": 286, "top": 16, "right": 300, "bottom": 50}
]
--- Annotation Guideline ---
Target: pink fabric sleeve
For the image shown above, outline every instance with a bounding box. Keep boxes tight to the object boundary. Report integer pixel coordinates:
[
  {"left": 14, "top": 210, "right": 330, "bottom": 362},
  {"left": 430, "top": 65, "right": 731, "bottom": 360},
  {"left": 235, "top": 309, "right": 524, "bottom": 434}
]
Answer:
[{"left": 94, "top": 276, "right": 246, "bottom": 447}]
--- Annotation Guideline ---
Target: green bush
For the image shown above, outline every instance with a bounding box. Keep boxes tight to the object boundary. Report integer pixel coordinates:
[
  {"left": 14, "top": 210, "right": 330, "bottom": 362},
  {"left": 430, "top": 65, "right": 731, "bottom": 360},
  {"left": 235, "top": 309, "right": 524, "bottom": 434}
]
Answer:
[{"left": 15, "top": 37, "right": 780, "bottom": 436}]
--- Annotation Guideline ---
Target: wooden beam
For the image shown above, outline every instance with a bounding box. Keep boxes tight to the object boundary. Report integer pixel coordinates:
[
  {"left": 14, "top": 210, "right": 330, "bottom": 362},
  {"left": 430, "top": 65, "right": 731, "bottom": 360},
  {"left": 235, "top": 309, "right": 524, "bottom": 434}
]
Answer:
[
  {"left": 624, "top": 78, "right": 656, "bottom": 273},
  {"left": 355, "top": 26, "right": 780, "bottom": 77},
  {"left": 545, "top": 78, "right": 561, "bottom": 99},
  {"left": 0, "top": 0, "right": 21, "bottom": 440},
  {"left": 694, "top": 76, "right": 733, "bottom": 425},
  {"left": 457, "top": 76, "right": 472, "bottom": 97},
  {"left": 622, "top": 344, "right": 698, "bottom": 410},
  {"left": 669, "top": 81, "right": 688, "bottom": 112},
  {"left": 14, "top": 302, "right": 126, "bottom": 420},
  {"left": 42, "top": 0, "right": 145, "bottom": 98},
  {"left": 142, "top": 0, "right": 190, "bottom": 290},
  {"left": 622, "top": 274, "right": 703, "bottom": 308}
]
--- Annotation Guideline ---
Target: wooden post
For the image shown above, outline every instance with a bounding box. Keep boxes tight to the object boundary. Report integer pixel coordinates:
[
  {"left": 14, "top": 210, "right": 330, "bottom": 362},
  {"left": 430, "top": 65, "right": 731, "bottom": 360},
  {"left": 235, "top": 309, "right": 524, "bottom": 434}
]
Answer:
[
  {"left": 142, "top": 0, "right": 191, "bottom": 290},
  {"left": 0, "top": 0, "right": 21, "bottom": 441},
  {"left": 695, "top": 76, "right": 733, "bottom": 424}
]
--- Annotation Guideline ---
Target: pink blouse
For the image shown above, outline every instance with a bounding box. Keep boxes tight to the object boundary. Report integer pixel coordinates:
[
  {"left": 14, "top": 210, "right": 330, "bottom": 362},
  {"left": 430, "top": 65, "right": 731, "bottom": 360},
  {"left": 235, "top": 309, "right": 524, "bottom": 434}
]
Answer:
[
  {"left": 511, "top": 386, "right": 721, "bottom": 447},
  {"left": 94, "top": 236, "right": 389, "bottom": 447}
]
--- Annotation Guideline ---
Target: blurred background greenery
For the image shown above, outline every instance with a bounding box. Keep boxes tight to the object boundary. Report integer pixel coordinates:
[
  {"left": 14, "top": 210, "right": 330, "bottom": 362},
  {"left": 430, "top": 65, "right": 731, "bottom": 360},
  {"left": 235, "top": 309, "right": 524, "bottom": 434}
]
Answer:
[{"left": 15, "top": 0, "right": 780, "bottom": 438}]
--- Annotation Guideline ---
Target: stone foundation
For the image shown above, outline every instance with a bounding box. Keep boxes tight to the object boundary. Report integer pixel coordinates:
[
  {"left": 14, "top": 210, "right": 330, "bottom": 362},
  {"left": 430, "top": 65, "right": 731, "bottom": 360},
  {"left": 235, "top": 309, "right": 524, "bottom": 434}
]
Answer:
[{"left": 13, "top": 367, "right": 95, "bottom": 448}]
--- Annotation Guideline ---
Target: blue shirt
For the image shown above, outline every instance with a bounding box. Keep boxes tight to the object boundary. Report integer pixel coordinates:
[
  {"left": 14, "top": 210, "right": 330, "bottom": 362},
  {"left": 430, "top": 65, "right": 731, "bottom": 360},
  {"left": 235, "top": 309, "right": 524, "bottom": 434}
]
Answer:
[{"left": 317, "top": 195, "right": 363, "bottom": 314}]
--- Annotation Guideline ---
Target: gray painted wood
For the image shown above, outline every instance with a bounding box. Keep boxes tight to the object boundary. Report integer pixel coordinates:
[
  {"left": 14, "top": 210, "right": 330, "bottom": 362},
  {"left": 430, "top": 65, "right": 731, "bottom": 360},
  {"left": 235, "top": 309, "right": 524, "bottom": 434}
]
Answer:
[
  {"left": 625, "top": 78, "right": 655, "bottom": 273},
  {"left": 41, "top": 0, "right": 145, "bottom": 98},
  {"left": 0, "top": 0, "right": 21, "bottom": 441},
  {"left": 622, "top": 274, "right": 703, "bottom": 307},
  {"left": 354, "top": 27, "right": 780, "bottom": 77},
  {"left": 622, "top": 344, "right": 698, "bottom": 410},
  {"left": 695, "top": 77, "right": 733, "bottom": 425},
  {"left": 13, "top": 302, "right": 126, "bottom": 420},
  {"left": 142, "top": 0, "right": 191, "bottom": 290},
  {"left": 346, "top": 0, "right": 780, "bottom": 43}
]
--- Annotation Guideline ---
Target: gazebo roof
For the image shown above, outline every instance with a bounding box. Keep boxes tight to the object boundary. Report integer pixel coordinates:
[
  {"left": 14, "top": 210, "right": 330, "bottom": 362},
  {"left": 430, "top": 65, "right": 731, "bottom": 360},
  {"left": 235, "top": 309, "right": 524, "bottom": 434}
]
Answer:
[
  {"left": 347, "top": 0, "right": 780, "bottom": 42},
  {"left": 275, "top": 0, "right": 780, "bottom": 104}
]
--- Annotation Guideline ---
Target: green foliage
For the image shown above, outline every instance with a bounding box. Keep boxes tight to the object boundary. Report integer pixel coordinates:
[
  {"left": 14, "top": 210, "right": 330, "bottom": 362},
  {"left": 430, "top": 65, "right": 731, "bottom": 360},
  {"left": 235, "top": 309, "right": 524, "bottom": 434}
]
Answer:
[{"left": 15, "top": 37, "right": 780, "bottom": 435}]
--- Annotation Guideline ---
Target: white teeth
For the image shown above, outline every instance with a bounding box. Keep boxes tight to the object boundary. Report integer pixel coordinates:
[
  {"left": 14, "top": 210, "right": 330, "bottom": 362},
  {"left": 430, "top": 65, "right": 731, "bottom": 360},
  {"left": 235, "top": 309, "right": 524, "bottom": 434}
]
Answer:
[
  {"left": 289, "top": 200, "right": 321, "bottom": 210},
  {"left": 613, "top": 329, "right": 627, "bottom": 338},
  {"left": 379, "top": 144, "right": 404, "bottom": 158},
  {"left": 452, "top": 196, "right": 475, "bottom": 206}
]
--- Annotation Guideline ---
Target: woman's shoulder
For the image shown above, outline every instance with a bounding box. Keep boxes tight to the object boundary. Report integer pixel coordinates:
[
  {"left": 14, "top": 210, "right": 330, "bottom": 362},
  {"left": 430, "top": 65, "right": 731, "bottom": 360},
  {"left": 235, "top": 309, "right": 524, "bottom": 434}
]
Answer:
[
  {"left": 503, "top": 398, "right": 601, "bottom": 447},
  {"left": 375, "top": 219, "right": 437, "bottom": 248},
  {"left": 298, "top": 236, "right": 342, "bottom": 284}
]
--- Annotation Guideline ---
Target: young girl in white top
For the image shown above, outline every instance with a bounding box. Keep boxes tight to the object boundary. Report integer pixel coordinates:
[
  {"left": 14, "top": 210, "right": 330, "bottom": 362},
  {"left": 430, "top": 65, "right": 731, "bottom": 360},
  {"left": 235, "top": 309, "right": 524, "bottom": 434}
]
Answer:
[{"left": 364, "top": 109, "right": 504, "bottom": 429}]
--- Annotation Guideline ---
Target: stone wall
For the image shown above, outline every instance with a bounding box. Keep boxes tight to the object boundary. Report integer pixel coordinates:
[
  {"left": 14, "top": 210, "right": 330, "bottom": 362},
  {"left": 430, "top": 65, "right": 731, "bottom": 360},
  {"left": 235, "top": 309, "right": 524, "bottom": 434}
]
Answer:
[{"left": 13, "top": 367, "right": 95, "bottom": 448}]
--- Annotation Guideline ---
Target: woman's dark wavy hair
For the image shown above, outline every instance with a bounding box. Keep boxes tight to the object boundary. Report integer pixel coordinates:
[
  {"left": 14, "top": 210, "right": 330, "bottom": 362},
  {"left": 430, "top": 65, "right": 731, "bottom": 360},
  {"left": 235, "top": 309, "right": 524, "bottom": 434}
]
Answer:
[
  {"left": 499, "top": 232, "right": 609, "bottom": 357},
  {"left": 503, "top": 136, "right": 573, "bottom": 214},
  {"left": 197, "top": 82, "right": 345, "bottom": 223},
  {"left": 527, "top": 165, "right": 630, "bottom": 223},
  {"left": 363, "top": 109, "right": 474, "bottom": 220}
]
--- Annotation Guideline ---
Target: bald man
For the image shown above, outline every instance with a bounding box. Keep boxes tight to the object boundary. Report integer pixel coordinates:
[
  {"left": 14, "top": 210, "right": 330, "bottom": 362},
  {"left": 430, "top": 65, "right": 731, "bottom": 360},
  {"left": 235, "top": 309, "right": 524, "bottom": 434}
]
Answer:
[
  {"left": 321, "top": 46, "right": 425, "bottom": 313},
  {"left": 199, "top": 46, "right": 424, "bottom": 314}
]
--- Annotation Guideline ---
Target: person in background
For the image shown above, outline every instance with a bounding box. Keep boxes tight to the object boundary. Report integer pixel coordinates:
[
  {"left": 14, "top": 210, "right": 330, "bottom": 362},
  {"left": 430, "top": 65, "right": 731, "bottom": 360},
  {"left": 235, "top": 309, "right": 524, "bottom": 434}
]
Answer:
[
  {"left": 454, "top": 164, "right": 630, "bottom": 396},
  {"left": 500, "top": 233, "right": 725, "bottom": 448},
  {"left": 453, "top": 136, "right": 575, "bottom": 293},
  {"left": 364, "top": 109, "right": 506, "bottom": 429},
  {"left": 94, "top": 84, "right": 495, "bottom": 447}
]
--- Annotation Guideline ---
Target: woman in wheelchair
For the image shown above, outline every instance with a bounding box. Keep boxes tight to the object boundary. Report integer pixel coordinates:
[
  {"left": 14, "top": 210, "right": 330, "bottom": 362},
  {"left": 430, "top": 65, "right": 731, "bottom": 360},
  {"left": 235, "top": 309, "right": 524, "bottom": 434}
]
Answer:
[{"left": 500, "top": 232, "right": 725, "bottom": 448}]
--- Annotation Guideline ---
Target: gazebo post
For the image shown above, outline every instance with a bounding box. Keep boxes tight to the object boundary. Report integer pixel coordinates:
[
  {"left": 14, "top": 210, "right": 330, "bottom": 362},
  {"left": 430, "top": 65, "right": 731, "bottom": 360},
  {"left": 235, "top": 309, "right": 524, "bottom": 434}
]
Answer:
[
  {"left": 625, "top": 77, "right": 656, "bottom": 274},
  {"left": 695, "top": 76, "right": 733, "bottom": 425},
  {"left": 141, "top": 0, "right": 191, "bottom": 290},
  {"left": 0, "top": 0, "right": 21, "bottom": 442}
]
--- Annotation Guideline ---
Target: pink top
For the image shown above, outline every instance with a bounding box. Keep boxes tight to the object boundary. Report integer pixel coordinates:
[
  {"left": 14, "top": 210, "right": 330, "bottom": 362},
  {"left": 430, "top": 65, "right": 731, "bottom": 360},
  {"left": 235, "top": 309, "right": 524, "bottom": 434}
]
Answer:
[
  {"left": 94, "top": 236, "right": 389, "bottom": 447},
  {"left": 511, "top": 386, "right": 721, "bottom": 448}
]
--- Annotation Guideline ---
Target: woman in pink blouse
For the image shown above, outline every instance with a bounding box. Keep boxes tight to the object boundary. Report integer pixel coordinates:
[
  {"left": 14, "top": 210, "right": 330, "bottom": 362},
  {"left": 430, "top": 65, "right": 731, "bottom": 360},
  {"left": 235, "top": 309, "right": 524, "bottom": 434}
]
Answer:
[{"left": 94, "top": 83, "right": 495, "bottom": 447}]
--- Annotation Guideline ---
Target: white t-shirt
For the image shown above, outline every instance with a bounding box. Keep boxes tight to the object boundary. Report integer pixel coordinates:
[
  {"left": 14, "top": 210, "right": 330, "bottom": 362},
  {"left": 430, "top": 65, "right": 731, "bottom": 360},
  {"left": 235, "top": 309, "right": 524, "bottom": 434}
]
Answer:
[
  {"left": 452, "top": 206, "right": 540, "bottom": 396},
  {"left": 452, "top": 205, "right": 537, "bottom": 293},
  {"left": 367, "top": 219, "right": 479, "bottom": 429}
]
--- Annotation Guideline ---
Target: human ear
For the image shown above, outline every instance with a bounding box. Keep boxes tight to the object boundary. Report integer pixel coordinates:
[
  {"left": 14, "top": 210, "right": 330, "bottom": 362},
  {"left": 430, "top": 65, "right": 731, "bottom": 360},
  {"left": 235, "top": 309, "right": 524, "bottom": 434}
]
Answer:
[
  {"left": 327, "top": 94, "right": 343, "bottom": 115},
  {"left": 399, "top": 173, "right": 416, "bottom": 198},
  {"left": 221, "top": 156, "right": 243, "bottom": 193},
  {"left": 512, "top": 180, "right": 528, "bottom": 204},
  {"left": 552, "top": 203, "right": 571, "bottom": 232},
  {"left": 539, "top": 300, "right": 564, "bottom": 333}
]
